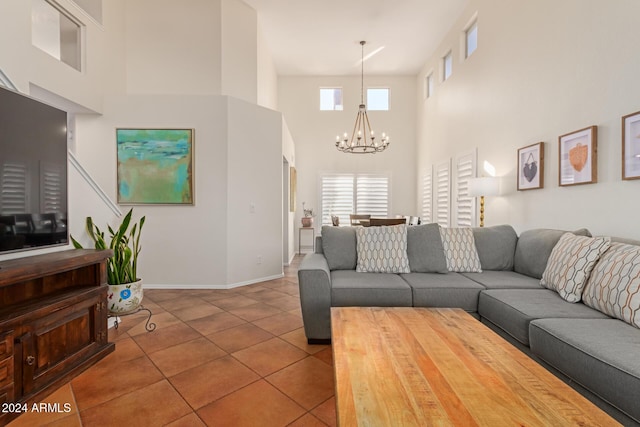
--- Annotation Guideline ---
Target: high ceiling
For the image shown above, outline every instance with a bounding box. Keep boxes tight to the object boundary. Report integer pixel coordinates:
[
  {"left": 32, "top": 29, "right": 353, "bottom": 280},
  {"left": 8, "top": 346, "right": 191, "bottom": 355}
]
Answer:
[{"left": 243, "top": 0, "right": 469, "bottom": 76}]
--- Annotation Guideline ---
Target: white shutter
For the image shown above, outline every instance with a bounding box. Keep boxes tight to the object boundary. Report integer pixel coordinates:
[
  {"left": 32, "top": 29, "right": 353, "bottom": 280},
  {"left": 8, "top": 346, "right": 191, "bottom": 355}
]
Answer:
[
  {"left": 356, "top": 175, "right": 388, "bottom": 218},
  {"left": 435, "top": 160, "right": 451, "bottom": 227},
  {"left": 40, "top": 161, "right": 65, "bottom": 213},
  {"left": 455, "top": 151, "right": 477, "bottom": 227},
  {"left": 321, "top": 174, "right": 354, "bottom": 226},
  {"left": 421, "top": 168, "right": 432, "bottom": 223},
  {"left": 1, "top": 162, "right": 29, "bottom": 215}
]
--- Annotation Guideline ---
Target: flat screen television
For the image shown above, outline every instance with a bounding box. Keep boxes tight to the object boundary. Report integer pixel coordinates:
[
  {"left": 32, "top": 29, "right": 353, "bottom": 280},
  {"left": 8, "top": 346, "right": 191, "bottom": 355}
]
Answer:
[{"left": 0, "top": 86, "right": 68, "bottom": 254}]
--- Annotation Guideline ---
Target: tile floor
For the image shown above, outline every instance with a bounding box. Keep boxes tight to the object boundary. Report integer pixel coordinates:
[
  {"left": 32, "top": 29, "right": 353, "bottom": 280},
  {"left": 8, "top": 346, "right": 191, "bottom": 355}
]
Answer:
[{"left": 8, "top": 256, "right": 336, "bottom": 427}]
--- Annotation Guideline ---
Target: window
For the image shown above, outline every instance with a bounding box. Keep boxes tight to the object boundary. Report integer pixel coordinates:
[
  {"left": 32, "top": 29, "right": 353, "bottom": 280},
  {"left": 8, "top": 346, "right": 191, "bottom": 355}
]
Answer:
[
  {"left": 367, "top": 88, "right": 389, "bottom": 111},
  {"left": 454, "top": 151, "right": 477, "bottom": 227},
  {"left": 320, "top": 88, "right": 343, "bottom": 111},
  {"left": 424, "top": 73, "right": 434, "bottom": 100},
  {"left": 320, "top": 173, "right": 389, "bottom": 226},
  {"left": 421, "top": 169, "right": 433, "bottom": 223},
  {"left": 435, "top": 160, "right": 451, "bottom": 227},
  {"left": 465, "top": 20, "right": 478, "bottom": 58},
  {"left": 32, "top": 0, "right": 82, "bottom": 71},
  {"left": 442, "top": 51, "right": 453, "bottom": 81}
]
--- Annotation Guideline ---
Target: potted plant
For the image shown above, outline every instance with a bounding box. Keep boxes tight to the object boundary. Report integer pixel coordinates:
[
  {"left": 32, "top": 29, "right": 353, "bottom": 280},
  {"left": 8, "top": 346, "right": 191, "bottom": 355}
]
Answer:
[
  {"left": 302, "top": 202, "right": 315, "bottom": 227},
  {"left": 71, "top": 208, "right": 146, "bottom": 314}
]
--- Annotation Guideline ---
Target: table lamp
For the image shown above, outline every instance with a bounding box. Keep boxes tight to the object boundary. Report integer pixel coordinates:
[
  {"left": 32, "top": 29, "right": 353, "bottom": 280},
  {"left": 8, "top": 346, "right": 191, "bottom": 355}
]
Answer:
[{"left": 468, "top": 177, "right": 500, "bottom": 227}]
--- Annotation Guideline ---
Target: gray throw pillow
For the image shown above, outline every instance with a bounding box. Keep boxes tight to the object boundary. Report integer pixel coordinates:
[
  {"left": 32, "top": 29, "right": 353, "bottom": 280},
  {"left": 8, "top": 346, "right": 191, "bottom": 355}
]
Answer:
[
  {"left": 321, "top": 226, "right": 357, "bottom": 270},
  {"left": 514, "top": 228, "right": 591, "bottom": 279},
  {"left": 406, "top": 223, "right": 448, "bottom": 273},
  {"left": 472, "top": 225, "right": 518, "bottom": 271}
]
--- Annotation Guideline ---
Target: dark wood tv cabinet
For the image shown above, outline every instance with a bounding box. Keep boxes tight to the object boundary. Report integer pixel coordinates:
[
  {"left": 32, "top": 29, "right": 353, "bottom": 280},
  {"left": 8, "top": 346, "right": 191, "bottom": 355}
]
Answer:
[{"left": 0, "top": 249, "right": 115, "bottom": 425}]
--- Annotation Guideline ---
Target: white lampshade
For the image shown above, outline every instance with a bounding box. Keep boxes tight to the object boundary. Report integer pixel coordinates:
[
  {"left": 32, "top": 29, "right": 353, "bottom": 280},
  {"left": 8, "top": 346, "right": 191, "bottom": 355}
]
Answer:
[{"left": 468, "top": 177, "right": 500, "bottom": 197}]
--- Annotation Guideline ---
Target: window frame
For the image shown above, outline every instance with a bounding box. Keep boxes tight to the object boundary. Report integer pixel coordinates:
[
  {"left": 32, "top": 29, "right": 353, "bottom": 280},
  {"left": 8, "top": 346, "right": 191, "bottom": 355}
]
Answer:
[
  {"left": 442, "top": 51, "right": 453, "bottom": 82},
  {"left": 424, "top": 72, "right": 434, "bottom": 100},
  {"left": 319, "top": 87, "right": 344, "bottom": 111},
  {"left": 464, "top": 18, "right": 478, "bottom": 59},
  {"left": 366, "top": 87, "right": 390, "bottom": 111}
]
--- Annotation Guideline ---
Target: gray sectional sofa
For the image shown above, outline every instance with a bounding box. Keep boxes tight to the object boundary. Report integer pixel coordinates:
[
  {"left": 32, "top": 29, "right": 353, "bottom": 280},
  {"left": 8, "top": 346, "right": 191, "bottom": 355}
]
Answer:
[{"left": 297, "top": 224, "right": 640, "bottom": 425}]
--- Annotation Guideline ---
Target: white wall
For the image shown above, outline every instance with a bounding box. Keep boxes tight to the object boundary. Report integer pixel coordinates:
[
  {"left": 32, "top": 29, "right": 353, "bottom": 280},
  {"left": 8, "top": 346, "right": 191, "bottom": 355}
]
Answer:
[
  {"left": 226, "top": 97, "right": 283, "bottom": 285},
  {"left": 417, "top": 0, "right": 640, "bottom": 239},
  {"left": 125, "top": 0, "right": 222, "bottom": 95},
  {"left": 257, "top": 23, "right": 278, "bottom": 110},
  {"left": 279, "top": 75, "right": 417, "bottom": 246},
  {"left": 221, "top": 0, "right": 258, "bottom": 103}
]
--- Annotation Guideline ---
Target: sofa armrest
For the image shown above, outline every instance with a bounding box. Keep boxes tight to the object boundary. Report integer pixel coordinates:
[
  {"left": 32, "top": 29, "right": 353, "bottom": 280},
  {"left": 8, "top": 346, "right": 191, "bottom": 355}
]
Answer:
[{"left": 297, "top": 253, "right": 332, "bottom": 342}]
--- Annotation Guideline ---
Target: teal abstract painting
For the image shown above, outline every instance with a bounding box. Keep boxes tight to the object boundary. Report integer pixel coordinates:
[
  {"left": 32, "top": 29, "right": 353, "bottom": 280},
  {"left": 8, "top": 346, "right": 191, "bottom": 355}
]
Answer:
[{"left": 117, "top": 129, "right": 194, "bottom": 204}]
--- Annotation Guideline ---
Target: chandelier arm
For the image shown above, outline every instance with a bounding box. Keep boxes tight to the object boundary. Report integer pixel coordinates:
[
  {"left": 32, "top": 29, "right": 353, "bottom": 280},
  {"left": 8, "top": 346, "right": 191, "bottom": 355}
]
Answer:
[
  {"left": 349, "top": 111, "right": 360, "bottom": 148},
  {"left": 364, "top": 111, "right": 373, "bottom": 139}
]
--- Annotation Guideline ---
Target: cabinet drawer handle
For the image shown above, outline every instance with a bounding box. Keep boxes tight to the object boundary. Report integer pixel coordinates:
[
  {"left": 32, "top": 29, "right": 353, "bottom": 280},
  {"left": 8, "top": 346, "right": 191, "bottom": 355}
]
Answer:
[{"left": 26, "top": 355, "right": 35, "bottom": 366}]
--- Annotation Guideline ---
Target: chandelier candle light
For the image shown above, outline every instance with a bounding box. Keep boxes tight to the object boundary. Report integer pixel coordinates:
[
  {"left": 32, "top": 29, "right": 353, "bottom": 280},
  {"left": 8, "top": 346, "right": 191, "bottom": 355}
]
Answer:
[{"left": 335, "top": 41, "right": 389, "bottom": 154}]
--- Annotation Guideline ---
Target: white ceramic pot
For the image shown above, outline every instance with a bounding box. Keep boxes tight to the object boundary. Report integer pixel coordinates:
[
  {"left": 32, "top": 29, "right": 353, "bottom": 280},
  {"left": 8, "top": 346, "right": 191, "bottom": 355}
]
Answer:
[{"left": 107, "top": 279, "right": 143, "bottom": 314}]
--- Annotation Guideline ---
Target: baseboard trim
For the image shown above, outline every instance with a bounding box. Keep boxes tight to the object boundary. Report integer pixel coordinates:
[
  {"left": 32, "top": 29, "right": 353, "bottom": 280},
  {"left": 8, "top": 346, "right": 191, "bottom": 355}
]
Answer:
[{"left": 143, "top": 273, "right": 285, "bottom": 290}]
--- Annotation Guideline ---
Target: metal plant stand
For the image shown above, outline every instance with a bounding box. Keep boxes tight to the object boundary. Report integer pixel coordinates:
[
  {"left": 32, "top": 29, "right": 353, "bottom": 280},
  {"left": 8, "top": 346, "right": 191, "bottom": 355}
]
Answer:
[{"left": 109, "top": 305, "right": 156, "bottom": 332}]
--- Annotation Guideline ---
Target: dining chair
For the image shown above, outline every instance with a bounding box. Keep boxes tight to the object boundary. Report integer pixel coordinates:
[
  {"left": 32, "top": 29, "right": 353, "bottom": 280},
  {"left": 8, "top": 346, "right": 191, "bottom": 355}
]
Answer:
[{"left": 350, "top": 214, "right": 371, "bottom": 226}]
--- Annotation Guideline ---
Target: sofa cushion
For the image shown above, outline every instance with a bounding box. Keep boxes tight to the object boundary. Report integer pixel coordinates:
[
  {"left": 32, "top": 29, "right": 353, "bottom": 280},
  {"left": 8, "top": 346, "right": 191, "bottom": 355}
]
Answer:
[
  {"left": 439, "top": 227, "right": 482, "bottom": 272},
  {"left": 406, "top": 223, "right": 448, "bottom": 273},
  {"left": 472, "top": 225, "right": 518, "bottom": 271},
  {"left": 478, "top": 289, "right": 609, "bottom": 345},
  {"left": 330, "top": 270, "right": 412, "bottom": 307},
  {"left": 514, "top": 228, "right": 592, "bottom": 279},
  {"left": 462, "top": 271, "right": 543, "bottom": 290},
  {"left": 355, "top": 224, "right": 410, "bottom": 273},
  {"left": 540, "top": 233, "right": 611, "bottom": 303},
  {"left": 530, "top": 318, "right": 640, "bottom": 422},
  {"left": 321, "top": 226, "right": 356, "bottom": 270},
  {"left": 583, "top": 242, "right": 640, "bottom": 328},
  {"left": 401, "top": 273, "right": 484, "bottom": 311}
]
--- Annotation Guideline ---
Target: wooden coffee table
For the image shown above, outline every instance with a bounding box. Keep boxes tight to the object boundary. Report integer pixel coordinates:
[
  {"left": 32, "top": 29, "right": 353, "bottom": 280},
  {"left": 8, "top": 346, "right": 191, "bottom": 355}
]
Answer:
[{"left": 331, "top": 307, "right": 619, "bottom": 426}]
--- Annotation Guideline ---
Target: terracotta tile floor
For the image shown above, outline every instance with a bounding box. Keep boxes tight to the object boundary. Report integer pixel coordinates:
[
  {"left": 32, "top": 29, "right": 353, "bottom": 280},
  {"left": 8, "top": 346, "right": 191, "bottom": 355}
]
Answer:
[{"left": 8, "top": 256, "right": 336, "bottom": 427}]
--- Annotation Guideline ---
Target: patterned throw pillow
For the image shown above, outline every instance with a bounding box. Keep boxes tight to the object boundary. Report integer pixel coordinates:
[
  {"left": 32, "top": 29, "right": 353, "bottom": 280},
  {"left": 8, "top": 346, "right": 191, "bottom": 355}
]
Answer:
[
  {"left": 583, "top": 242, "right": 640, "bottom": 328},
  {"left": 356, "top": 225, "right": 410, "bottom": 273},
  {"left": 540, "top": 233, "right": 611, "bottom": 303},
  {"left": 439, "top": 227, "right": 482, "bottom": 273}
]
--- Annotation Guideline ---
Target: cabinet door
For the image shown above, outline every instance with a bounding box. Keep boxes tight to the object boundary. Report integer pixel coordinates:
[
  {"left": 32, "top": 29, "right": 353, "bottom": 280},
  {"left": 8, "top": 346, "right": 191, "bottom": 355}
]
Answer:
[{"left": 20, "top": 288, "right": 106, "bottom": 396}]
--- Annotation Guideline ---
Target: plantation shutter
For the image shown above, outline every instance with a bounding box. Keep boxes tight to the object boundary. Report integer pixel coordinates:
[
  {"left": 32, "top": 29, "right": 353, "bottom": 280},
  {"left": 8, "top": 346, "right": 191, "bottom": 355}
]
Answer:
[
  {"left": 321, "top": 174, "right": 354, "bottom": 226},
  {"left": 421, "top": 168, "right": 432, "bottom": 224},
  {"left": 455, "top": 152, "right": 476, "bottom": 227},
  {"left": 435, "top": 160, "right": 451, "bottom": 227},
  {"left": 320, "top": 173, "right": 390, "bottom": 226},
  {"left": 40, "top": 162, "right": 64, "bottom": 213},
  {"left": 0, "top": 162, "right": 28, "bottom": 215},
  {"left": 356, "top": 175, "right": 389, "bottom": 218}
]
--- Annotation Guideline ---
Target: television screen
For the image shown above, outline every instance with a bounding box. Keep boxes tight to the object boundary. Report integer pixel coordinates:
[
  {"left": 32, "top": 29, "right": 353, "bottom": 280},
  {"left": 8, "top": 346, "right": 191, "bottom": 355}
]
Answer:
[{"left": 0, "top": 86, "right": 68, "bottom": 253}]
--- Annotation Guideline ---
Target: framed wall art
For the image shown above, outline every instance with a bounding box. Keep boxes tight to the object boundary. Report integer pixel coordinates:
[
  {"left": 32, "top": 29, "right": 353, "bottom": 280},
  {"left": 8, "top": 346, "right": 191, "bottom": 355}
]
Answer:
[
  {"left": 117, "top": 128, "right": 194, "bottom": 205},
  {"left": 558, "top": 126, "right": 597, "bottom": 187},
  {"left": 517, "top": 142, "right": 544, "bottom": 190},
  {"left": 622, "top": 111, "right": 640, "bottom": 180}
]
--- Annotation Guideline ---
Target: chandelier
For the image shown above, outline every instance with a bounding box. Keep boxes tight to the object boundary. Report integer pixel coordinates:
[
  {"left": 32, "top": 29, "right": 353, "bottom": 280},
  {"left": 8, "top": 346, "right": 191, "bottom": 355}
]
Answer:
[{"left": 335, "top": 41, "right": 389, "bottom": 154}]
